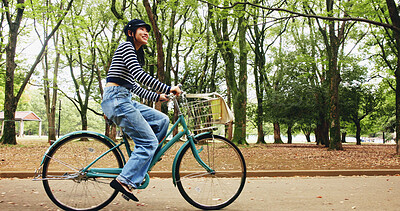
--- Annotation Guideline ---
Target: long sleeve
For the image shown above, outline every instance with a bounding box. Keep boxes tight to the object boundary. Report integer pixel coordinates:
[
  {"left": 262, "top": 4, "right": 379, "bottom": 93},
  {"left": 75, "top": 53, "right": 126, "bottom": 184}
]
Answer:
[{"left": 107, "top": 41, "right": 171, "bottom": 101}]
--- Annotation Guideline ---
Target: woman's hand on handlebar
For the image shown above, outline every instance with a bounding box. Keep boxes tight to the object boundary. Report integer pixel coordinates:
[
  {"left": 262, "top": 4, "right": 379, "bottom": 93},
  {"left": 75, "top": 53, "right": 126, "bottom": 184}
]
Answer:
[
  {"left": 159, "top": 94, "right": 169, "bottom": 102},
  {"left": 170, "top": 85, "right": 182, "bottom": 96},
  {"left": 159, "top": 85, "right": 182, "bottom": 102}
]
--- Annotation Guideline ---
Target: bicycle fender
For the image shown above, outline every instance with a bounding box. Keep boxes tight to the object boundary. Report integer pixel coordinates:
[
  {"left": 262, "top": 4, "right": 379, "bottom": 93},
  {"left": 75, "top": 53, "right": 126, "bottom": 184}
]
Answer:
[
  {"left": 39, "top": 131, "right": 120, "bottom": 165},
  {"left": 171, "top": 132, "right": 212, "bottom": 186},
  {"left": 172, "top": 141, "right": 189, "bottom": 186}
]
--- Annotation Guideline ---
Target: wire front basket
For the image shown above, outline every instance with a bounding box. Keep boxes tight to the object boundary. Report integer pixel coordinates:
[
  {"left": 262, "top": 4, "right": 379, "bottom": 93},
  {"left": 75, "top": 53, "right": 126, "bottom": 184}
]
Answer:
[{"left": 184, "top": 93, "right": 233, "bottom": 134}]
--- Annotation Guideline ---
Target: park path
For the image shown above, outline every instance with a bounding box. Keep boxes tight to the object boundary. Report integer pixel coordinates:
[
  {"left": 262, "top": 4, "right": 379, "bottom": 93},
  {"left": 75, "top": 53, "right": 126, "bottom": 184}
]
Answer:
[{"left": 1, "top": 176, "right": 400, "bottom": 210}]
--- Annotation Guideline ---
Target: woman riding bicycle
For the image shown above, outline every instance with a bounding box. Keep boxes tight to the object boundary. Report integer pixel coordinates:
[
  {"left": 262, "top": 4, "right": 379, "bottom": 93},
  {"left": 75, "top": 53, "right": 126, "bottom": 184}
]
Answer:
[{"left": 101, "top": 19, "right": 181, "bottom": 201}]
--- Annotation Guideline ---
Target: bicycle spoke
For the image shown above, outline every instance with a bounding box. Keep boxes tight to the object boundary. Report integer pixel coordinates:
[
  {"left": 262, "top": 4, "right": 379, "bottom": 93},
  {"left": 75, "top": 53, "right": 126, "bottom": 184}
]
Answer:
[
  {"left": 175, "top": 134, "right": 246, "bottom": 210},
  {"left": 177, "top": 172, "right": 211, "bottom": 182},
  {"left": 45, "top": 154, "right": 80, "bottom": 172},
  {"left": 42, "top": 134, "right": 122, "bottom": 210}
]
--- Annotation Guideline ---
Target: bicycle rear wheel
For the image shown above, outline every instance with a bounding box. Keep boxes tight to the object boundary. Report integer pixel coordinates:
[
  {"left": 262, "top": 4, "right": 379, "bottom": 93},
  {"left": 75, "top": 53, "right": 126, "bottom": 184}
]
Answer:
[
  {"left": 175, "top": 134, "right": 246, "bottom": 210},
  {"left": 42, "top": 133, "right": 123, "bottom": 211}
]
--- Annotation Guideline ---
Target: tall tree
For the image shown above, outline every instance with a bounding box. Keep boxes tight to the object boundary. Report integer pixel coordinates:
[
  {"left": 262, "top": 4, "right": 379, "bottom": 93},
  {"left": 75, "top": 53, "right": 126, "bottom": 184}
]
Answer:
[
  {"left": 340, "top": 86, "right": 377, "bottom": 145},
  {"left": 33, "top": 0, "right": 63, "bottom": 142},
  {"left": 1, "top": 0, "right": 25, "bottom": 145},
  {"left": 209, "top": 0, "right": 248, "bottom": 145},
  {"left": 249, "top": 15, "right": 266, "bottom": 144},
  {"left": 385, "top": 0, "right": 400, "bottom": 153},
  {"left": 325, "top": 0, "right": 343, "bottom": 150},
  {"left": 0, "top": 2, "right": 5, "bottom": 81},
  {"left": 60, "top": 6, "right": 104, "bottom": 131},
  {"left": 143, "top": 0, "right": 166, "bottom": 111},
  {"left": 248, "top": 7, "right": 270, "bottom": 144},
  {"left": 248, "top": 0, "right": 288, "bottom": 144},
  {"left": 164, "top": 0, "right": 179, "bottom": 87},
  {"left": 235, "top": 3, "right": 248, "bottom": 145},
  {"left": 1, "top": 0, "right": 73, "bottom": 145},
  {"left": 42, "top": 32, "right": 60, "bottom": 142}
]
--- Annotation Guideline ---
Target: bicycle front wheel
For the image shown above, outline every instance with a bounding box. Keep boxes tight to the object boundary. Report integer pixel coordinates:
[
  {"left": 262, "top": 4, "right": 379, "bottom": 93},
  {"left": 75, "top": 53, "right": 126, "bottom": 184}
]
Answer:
[
  {"left": 175, "top": 134, "right": 246, "bottom": 210},
  {"left": 42, "top": 133, "right": 123, "bottom": 211}
]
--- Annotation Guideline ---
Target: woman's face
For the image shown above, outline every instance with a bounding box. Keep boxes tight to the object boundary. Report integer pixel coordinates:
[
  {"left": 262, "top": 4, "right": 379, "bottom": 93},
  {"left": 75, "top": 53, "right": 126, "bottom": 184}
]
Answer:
[{"left": 130, "top": 26, "right": 149, "bottom": 49}]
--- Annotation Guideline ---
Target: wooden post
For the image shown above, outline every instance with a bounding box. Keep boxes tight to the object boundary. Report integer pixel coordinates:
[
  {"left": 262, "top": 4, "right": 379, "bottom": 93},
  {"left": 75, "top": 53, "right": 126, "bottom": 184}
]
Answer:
[
  {"left": 20, "top": 120, "right": 24, "bottom": 137},
  {"left": 39, "top": 121, "right": 42, "bottom": 137},
  {"left": 1, "top": 121, "right": 4, "bottom": 136}
]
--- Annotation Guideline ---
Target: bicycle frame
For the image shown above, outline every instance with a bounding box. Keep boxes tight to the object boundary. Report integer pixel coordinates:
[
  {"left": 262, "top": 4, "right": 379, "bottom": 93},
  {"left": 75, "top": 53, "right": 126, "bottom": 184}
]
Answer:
[{"left": 36, "top": 95, "right": 214, "bottom": 190}]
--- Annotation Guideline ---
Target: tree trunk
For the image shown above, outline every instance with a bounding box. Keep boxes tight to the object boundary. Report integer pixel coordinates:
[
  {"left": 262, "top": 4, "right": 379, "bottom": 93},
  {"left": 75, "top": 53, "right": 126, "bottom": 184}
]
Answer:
[
  {"left": 328, "top": 66, "right": 343, "bottom": 150},
  {"left": 396, "top": 64, "right": 400, "bottom": 154},
  {"left": 287, "top": 126, "right": 292, "bottom": 144},
  {"left": 305, "top": 132, "right": 311, "bottom": 142},
  {"left": 1, "top": 109, "right": 17, "bottom": 145},
  {"left": 231, "top": 14, "right": 248, "bottom": 145},
  {"left": 341, "top": 132, "right": 346, "bottom": 143},
  {"left": 51, "top": 50, "right": 59, "bottom": 139},
  {"left": 143, "top": 0, "right": 165, "bottom": 112},
  {"left": 315, "top": 127, "right": 321, "bottom": 145},
  {"left": 44, "top": 58, "right": 57, "bottom": 142},
  {"left": 222, "top": 26, "right": 238, "bottom": 143},
  {"left": 44, "top": 33, "right": 60, "bottom": 143},
  {"left": 105, "top": 123, "right": 117, "bottom": 141},
  {"left": 165, "top": 2, "right": 177, "bottom": 87},
  {"left": 2, "top": 51, "right": 17, "bottom": 144},
  {"left": 163, "top": 2, "right": 177, "bottom": 116},
  {"left": 315, "top": 113, "right": 329, "bottom": 146},
  {"left": 386, "top": 0, "right": 400, "bottom": 154},
  {"left": 355, "top": 121, "right": 362, "bottom": 145},
  {"left": 323, "top": 120, "right": 330, "bottom": 147},
  {"left": 1, "top": 0, "right": 24, "bottom": 145},
  {"left": 81, "top": 110, "right": 88, "bottom": 131},
  {"left": 254, "top": 28, "right": 266, "bottom": 144},
  {"left": 209, "top": 50, "right": 218, "bottom": 92},
  {"left": 273, "top": 122, "right": 283, "bottom": 144},
  {"left": 256, "top": 122, "right": 265, "bottom": 144},
  {"left": 327, "top": 0, "right": 343, "bottom": 150}
]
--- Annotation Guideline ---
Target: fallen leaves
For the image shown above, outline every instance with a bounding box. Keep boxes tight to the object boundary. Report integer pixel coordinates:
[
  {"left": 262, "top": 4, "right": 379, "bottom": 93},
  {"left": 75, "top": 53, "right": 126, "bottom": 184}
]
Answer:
[
  {"left": 1, "top": 140, "right": 400, "bottom": 171},
  {"left": 241, "top": 144, "right": 400, "bottom": 170}
]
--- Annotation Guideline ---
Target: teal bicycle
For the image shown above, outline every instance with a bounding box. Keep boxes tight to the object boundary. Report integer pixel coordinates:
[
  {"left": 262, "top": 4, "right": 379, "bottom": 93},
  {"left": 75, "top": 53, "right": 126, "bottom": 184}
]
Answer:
[{"left": 34, "top": 92, "right": 246, "bottom": 210}]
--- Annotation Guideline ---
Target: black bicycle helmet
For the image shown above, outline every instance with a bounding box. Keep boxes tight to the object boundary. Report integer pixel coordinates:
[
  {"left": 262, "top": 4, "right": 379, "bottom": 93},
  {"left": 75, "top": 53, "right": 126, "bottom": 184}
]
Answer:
[{"left": 123, "top": 19, "right": 151, "bottom": 37}]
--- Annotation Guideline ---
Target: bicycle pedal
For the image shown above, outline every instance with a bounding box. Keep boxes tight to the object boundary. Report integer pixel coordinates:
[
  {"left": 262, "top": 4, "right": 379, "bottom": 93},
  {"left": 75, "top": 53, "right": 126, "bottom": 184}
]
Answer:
[{"left": 122, "top": 194, "right": 130, "bottom": 201}]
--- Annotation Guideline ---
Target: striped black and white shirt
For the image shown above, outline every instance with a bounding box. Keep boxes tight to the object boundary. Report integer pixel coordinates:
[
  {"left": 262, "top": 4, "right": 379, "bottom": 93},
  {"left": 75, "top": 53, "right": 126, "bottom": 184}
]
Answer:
[{"left": 106, "top": 41, "right": 171, "bottom": 102}]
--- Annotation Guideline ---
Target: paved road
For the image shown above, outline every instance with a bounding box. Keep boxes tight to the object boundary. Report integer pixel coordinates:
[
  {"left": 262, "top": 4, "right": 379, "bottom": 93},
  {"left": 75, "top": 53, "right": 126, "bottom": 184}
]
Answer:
[{"left": 1, "top": 176, "right": 400, "bottom": 210}]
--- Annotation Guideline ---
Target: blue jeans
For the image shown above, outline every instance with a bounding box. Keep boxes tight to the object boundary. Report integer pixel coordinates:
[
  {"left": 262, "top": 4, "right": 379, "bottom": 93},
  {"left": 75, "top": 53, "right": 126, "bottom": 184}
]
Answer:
[{"left": 101, "top": 86, "right": 169, "bottom": 188}]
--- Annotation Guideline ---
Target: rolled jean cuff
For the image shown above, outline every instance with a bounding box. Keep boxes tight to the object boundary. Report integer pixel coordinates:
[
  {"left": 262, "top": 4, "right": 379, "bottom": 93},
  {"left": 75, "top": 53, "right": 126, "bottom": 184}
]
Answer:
[{"left": 117, "top": 175, "right": 138, "bottom": 189}]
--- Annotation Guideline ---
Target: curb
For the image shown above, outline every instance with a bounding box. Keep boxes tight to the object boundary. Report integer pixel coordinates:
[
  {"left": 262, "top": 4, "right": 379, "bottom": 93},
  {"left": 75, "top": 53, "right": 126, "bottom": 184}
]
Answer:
[{"left": 2, "top": 169, "right": 400, "bottom": 179}]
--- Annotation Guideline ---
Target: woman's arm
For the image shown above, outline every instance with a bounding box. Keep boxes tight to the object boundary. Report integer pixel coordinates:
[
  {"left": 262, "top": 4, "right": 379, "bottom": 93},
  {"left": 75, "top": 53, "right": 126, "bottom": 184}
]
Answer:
[{"left": 121, "top": 42, "right": 171, "bottom": 94}]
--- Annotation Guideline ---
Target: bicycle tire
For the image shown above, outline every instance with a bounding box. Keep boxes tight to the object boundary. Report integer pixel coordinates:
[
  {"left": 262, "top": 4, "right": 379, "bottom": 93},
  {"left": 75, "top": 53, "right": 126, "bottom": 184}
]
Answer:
[
  {"left": 42, "top": 133, "right": 123, "bottom": 211},
  {"left": 175, "top": 134, "right": 246, "bottom": 210}
]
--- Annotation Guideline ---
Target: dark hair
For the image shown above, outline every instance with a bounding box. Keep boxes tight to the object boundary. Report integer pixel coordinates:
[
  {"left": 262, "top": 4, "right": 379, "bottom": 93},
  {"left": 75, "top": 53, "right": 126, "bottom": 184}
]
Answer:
[
  {"left": 124, "top": 19, "right": 151, "bottom": 67},
  {"left": 126, "top": 33, "right": 145, "bottom": 67}
]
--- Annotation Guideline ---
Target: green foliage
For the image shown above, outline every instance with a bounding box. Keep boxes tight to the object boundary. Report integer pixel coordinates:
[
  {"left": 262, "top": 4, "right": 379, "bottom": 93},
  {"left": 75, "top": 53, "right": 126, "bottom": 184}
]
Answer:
[
  {"left": 2, "top": 0, "right": 399, "bottom": 145},
  {"left": 263, "top": 71, "right": 319, "bottom": 129},
  {"left": 16, "top": 88, "right": 104, "bottom": 136},
  {"left": 339, "top": 85, "right": 378, "bottom": 131}
]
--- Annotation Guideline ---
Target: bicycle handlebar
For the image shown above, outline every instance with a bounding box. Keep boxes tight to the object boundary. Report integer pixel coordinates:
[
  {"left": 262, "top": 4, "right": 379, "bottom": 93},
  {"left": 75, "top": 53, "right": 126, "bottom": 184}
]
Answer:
[{"left": 168, "top": 84, "right": 183, "bottom": 99}]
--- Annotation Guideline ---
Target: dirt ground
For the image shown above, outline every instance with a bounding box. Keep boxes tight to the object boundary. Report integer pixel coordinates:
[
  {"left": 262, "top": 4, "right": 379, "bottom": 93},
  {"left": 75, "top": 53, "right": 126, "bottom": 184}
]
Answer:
[{"left": 1, "top": 137, "right": 400, "bottom": 172}]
